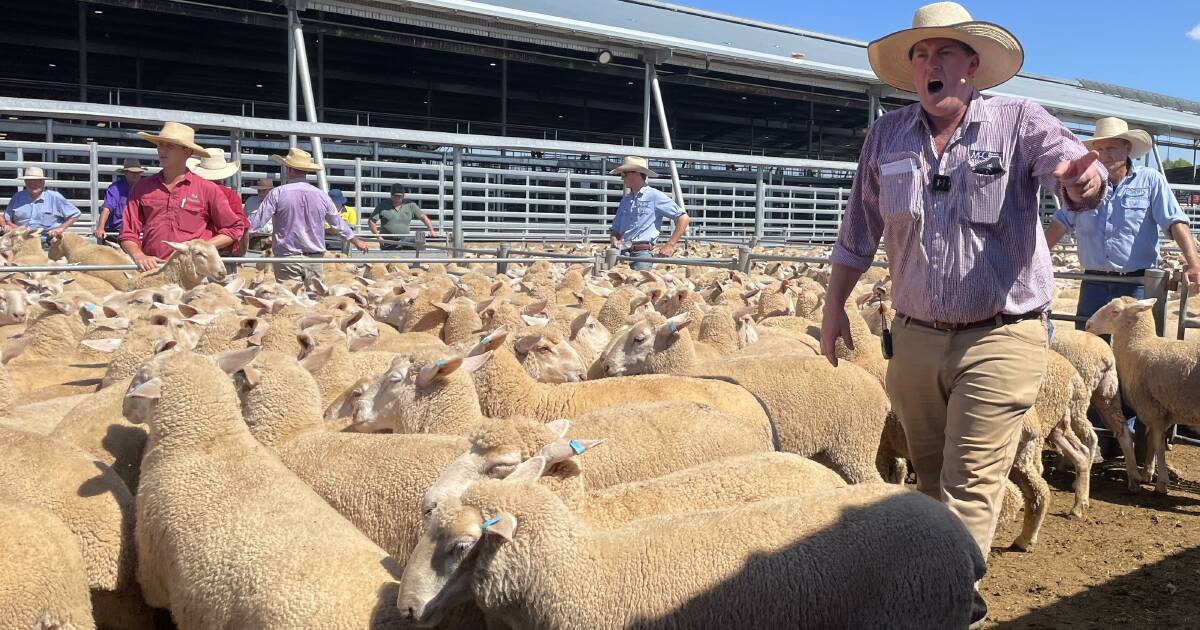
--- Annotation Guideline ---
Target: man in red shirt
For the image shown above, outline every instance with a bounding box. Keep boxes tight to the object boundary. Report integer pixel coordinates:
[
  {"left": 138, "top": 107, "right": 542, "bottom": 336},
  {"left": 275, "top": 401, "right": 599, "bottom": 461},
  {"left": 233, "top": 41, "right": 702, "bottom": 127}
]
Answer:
[
  {"left": 120, "top": 122, "right": 245, "bottom": 271},
  {"left": 188, "top": 147, "right": 249, "bottom": 255}
]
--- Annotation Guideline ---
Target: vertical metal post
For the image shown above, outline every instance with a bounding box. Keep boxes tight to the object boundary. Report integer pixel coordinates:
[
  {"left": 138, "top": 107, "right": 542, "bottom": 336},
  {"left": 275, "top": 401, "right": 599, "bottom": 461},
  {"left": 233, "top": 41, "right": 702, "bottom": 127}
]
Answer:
[
  {"left": 1176, "top": 276, "right": 1191, "bottom": 341},
  {"left": 754, "top": 166, "right": 765, "bottom": 240},
  {"left": 642, "top": 61, "right": 653, "bottom": 148},
  {"left": 592, "top": 251, "right": 603, "bottom": 277},
  {"left": 46, "top": 119, "right": 54, "bottom": 175},
  {"left": 371, "top": 141, "right": 380, "bottom": 194},
  {"left": 452, "top": 147, "right": 463, "bottom": 255},
  {"left": 87, "top": 142, "right": 98, "bottom": 223},
  {"left": 1143, "top": 268, "right": 1168, "bottom": 336},
  {"left": 496, "top": 243, "right": 510, "bottom": 275},
  {"left": 564, "top": 171, "right": 572, "bottom": 233},
  {"left": 230, "top": 130, "right": 243, "bottom": 193},
  {"left": 286, "top": 8, "right": 298, "bottom": 148},
  {"left": 868, "top": 92, "right": 879, "bottom": 128},
  {"left": 501, "top": 57, "right": 508, "bottom": 138},
  {"left": 78, "top": 2, "right": 88, "bottom": 102},
  {"left": 1151, "top": 136, "right": 1166, "bottom": 176},
  {"left": 736, "top": 245, "right": 751, "bottom": 273},
  {"left": 316, "top": 33, "right": 325, "bottom": 120},
  {"left": 291, "top": 18, "right": 328, "bottom": 191},
  {"left": 648, "top": 68, "right": 684, "bottom": 209},
  {"left": 604, "top": 246, "right": 619, "bottom": 270},
  {"left": 353, "top": 157, "right": 362, "bottom": 230}
]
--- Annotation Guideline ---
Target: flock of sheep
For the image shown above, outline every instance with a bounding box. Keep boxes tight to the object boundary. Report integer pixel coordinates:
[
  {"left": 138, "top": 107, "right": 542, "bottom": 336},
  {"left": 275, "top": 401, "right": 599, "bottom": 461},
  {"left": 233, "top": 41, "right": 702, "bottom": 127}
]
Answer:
[{"left": 0, "top": 225, "right": 1196, "bottom": 629}]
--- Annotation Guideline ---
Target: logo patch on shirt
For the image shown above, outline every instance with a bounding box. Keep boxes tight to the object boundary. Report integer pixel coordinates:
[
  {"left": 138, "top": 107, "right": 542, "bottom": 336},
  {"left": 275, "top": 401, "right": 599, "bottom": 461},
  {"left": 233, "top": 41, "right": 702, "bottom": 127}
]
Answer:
[
  {"left": 1123, "top": 187, "right": 1148, "bottom": 198},
  {"left": 968, "top": 149, "right": 1002, "bottom": 162}
]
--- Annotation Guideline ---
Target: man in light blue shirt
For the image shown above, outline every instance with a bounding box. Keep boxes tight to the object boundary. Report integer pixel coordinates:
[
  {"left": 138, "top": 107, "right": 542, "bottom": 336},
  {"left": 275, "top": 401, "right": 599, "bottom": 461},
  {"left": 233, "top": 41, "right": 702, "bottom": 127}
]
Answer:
[
  {"left": 1045, "top": 117, "right": 1200, "bottom": 329},
  {"left": 608, "top": 156, "right": 689, "bottom": 271},
  {"left": 3, "top": 166, "right": 81, "bottom": 248}
]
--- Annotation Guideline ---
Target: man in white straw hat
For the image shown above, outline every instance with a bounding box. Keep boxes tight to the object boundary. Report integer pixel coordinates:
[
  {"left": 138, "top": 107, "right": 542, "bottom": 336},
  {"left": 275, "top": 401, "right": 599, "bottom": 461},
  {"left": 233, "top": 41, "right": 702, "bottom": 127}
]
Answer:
[
  {"left": 248, "top": 147, "right": 368, "bottom": 282},
  {"left": 2, "top": 166, "right": 80, "bottom": 247},
  {"left": 1046, "top": 116, "right": 1200, "bottom": 321},
  {"left": 821, "top": 4, "right": 1109, "bottom": 625},
  {"left": 188, "top": 147, "right": 249, "bottom": 255},
  {"left": 95, "top": 158, "right": 146, "bottom": 244},
  {"left": 121, "top": 122, "right": 245, "bottom": 271},
  {"left": 607, "top": 156, "right": 689, "bottom": 270}
]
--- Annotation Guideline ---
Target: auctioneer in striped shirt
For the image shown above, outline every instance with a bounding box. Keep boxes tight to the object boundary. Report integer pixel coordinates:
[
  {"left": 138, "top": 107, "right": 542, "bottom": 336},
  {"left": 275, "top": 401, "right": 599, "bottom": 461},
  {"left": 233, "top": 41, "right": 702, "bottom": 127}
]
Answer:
[{"left": 831, "top": 91, "right": 1107, "bottom": 324}]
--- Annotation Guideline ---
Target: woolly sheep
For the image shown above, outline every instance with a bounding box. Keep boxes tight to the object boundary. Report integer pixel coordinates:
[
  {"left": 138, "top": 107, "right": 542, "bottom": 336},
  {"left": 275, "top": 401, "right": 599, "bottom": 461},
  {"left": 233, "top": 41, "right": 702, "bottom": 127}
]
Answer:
[
  {"left": 228, "top": 349, "right": 469, "bottom": 561},
  {"left": 123, "top": 349, "right": 407, "bottom": 628},
  {"left": 126, "top": 240, "right": 226, "bottom": 290},
  {"left": 48, "top": 232, "right": 133, "bottom": 291},
  {"left": 51, "top": 379, "right": 149, "bottom": 492},
  {"left": 0, "top": 501, "right": 96, "bottom": 630},
  {"left": 398, "top": 470, "right": 982, "bottom": 629},
  {"left": 598, "top": 313, "right": 887, "bottom": 483},
  {"left": 1086, "top": 296, "right": 1200, "bottom": 494}
]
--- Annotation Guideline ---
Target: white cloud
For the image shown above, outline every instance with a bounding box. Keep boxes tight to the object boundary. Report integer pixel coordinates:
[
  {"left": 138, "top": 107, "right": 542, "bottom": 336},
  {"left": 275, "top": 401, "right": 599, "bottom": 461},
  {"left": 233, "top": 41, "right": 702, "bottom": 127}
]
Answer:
[{"left": 1188, "top": 24, "right": 1200, "bottom": 40}]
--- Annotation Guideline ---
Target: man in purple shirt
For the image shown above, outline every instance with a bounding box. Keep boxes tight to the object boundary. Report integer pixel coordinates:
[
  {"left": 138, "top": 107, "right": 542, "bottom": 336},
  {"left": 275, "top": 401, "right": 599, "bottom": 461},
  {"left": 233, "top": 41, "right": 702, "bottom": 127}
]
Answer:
[
  {"left": 94, "top": 158, "right": 146, "bottom": 244},
  {"left": 819, "top": 4, "right": 1105, "bottom": 626},
  {"left": 248, "top": 148, "right": 368, "bottom": 282}
]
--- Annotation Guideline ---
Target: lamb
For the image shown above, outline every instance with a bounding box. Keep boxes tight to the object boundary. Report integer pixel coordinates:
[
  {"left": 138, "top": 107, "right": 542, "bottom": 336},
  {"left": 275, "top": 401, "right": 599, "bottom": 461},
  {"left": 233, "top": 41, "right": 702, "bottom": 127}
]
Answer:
[
  {"left": 460, "top": 329, "right": 777, "bottom": 445},
  {"left": 126, "top": 240, "right": 226, "bottom": 290},
  {"left": 48, "top": 232, "right": 133, "bottom": 291},
  {"left": 398, "top": 468, "right": 983, "bottom": 629},
  {"left": 596, "top": 285, "right": 649, "bottom": 333},
  {"left": 123, "top": 349, "right": 407, "bottom": 628},
  {"left": 297, "top": 328, "right": 413, "bottom": 408},
  {"left": 2, "top": 297, "right": 106, "bottom": 401},
  {"left": 511, "top": 326, "right": 587, "bottom": 383},
  {"left": 226, "top": 350, "right": 469, "bottom": 562},
  {"left": 598, "top": 312, "right": 888, "bottom": 483},
  {"left": 1086, "top": 296, "right": 1200, "bottom": 494},
  {"left": 0, "top": 501, "right": 96, "bottom": 630},
  {"left": 1050, "top": 327, "right": 1140, "bottom": 491},
  {"left": 425, "top": 416, "right": 843, "bottom": 524}
]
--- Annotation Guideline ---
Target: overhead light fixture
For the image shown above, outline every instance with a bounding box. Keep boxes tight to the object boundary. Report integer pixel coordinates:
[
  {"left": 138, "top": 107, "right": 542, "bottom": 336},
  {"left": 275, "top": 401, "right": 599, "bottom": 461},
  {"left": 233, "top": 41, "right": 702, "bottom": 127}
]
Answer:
[
  {"left": 597, "top": 49, "right": 613, "bottom": 64},
  {"left": 489, "top": 62, "right": 497, "bottom": 67},
  {"left": 741, "top": 96, "right": 747, "bottom": 100},
  {"left": 94, "top": 9, "right": 103, "bottom": 14},
  {"left": 256, "top": 83, "right": 263, "bottom": 88},
  {"left": 48, "top": 63, "right": 56, "bottom": 68},
  {"left": 627, "top": 81, "right": 634, "bottom": 86}
]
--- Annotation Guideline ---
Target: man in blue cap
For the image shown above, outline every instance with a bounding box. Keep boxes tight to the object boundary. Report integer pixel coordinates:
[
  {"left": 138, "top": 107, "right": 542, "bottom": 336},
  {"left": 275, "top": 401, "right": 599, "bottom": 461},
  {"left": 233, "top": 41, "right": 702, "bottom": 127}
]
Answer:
[{"left": 324, "top": 189, "right": 359, "bottom": 254}]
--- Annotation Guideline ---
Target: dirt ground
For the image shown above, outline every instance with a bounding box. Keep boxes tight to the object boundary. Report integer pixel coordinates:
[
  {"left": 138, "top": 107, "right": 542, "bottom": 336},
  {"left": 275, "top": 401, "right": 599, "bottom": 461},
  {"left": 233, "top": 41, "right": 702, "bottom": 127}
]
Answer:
[{"left": 983, "top": 442, "right": 1200, "bottom": 629}]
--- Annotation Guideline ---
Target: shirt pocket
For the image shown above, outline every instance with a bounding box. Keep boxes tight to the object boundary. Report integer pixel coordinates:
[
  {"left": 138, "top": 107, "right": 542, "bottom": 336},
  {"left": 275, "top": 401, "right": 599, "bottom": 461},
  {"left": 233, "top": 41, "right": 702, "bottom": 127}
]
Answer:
[
  {"left": 176, "top": 198, "right": 209, "bottom": 233},
  {"left": 966, "top": 156, "right": 1008, "bottom": 224},
  {"left": 8, "top": 203, "right": 33, "bottom": 224},
  {"left": 1119, "top": 188, "right": 1150, "bottom": 231},
  {"left": 877, "top": 151, "right": 921, "bottom": 224}
]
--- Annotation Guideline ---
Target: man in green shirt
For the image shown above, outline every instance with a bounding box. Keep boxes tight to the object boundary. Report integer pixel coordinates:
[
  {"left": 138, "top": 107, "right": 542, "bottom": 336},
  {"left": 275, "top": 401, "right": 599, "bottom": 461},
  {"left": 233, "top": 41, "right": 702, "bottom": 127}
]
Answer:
[{"left": 368, "top": 183, "right": 437, "bottom": 250}]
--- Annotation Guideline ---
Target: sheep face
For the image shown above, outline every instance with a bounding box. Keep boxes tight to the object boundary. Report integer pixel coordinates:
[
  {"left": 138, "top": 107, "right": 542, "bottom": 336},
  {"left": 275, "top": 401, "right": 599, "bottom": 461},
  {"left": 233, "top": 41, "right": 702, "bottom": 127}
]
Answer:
[
  {"left": 514, "top": 331, "right": 585, "bottom": 383},
  {"left": 164, "top": 240, "right": 226, "bottom": 284},
  {"left": 398, "top": 497, "right": 487, "bottom": 628},
  {"left": 569, "top": 311, "right": 610, "bottom": 358},
  {"left": 1084, "top": 296, "right": 1155, "bottom": 335},
  {"left": 331, "top": 352, "right": 488, "bottom": 433},
  {"left": 0, "top": 289, "right": 28, "bottom": 325},
  {"left": 599, "top": 313, "right": 687, "bottom": 377}
]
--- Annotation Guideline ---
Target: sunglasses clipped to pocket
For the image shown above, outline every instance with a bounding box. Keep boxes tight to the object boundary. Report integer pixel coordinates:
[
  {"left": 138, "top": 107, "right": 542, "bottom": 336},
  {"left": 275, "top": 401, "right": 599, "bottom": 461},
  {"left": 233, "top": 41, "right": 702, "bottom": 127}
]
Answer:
[{"left": 970, "top": 156, "right": 1006, "bottom": 177}]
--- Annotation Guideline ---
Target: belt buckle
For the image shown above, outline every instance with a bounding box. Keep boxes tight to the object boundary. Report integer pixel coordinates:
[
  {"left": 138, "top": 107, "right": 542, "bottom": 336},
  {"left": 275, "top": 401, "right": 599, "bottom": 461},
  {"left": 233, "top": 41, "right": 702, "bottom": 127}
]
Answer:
[{"left": 931, "top": 320, "right": 955, "bottom": 331}]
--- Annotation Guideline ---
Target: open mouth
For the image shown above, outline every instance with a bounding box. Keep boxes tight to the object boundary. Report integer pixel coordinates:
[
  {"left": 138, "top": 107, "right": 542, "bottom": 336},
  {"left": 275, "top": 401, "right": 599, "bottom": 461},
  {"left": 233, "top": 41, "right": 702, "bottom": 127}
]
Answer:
[{"left": 927, "top": 80, "right": 944, "bottom": 94}]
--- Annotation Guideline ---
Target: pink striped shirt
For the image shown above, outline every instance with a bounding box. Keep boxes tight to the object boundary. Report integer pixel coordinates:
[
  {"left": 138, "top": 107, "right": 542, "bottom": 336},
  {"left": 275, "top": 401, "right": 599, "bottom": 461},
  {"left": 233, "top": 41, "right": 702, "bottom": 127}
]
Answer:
[{"left": 831, "top": 92, "right": 1105, "bottom": 324}]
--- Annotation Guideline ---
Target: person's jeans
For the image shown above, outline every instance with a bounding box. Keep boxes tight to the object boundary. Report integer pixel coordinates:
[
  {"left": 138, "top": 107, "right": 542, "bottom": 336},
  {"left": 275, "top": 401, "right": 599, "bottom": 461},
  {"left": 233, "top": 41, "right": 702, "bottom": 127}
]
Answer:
[
  {"left": 627, "top": 249, "right": 653, "bottom": 271},
  {"left": 1075, "top": 278, "right": 1146, "bottom": 449}
]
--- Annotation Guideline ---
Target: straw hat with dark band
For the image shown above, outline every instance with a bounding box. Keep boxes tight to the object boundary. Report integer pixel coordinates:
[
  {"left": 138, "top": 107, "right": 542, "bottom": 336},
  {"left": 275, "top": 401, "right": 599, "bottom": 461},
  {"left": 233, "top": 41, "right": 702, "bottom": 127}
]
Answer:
[
  {"left": 187, "top": 147, "right": 241, "bottom": 181},
  {"left": 270, "top": 147, "right": 323, "bottom": 173},
  {"left": 608, "top": 155, "right": 657, "bottom": 178},
  {"left": 867, "top": 2, "right": 1023, "bottom": 93},
  {"left": 137, "top": 122, "right": 209, "bottom": 157},
  {"left": 1083, "top": 117, "right": 1153, "bottom": 158},
  {"left": 17, "top": 167, "right": 46, "bottom": 180},
  {"left": 117, "top": 158, "right": 146, "bottom": 174}
]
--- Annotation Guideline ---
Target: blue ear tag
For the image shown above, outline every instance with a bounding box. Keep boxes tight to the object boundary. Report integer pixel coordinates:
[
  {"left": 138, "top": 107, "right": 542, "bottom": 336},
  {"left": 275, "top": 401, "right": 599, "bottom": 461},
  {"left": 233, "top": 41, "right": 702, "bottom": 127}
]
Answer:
[
  {"left": 435, "top": 359, "right": 445, "bottom": 368},
  {"left": 568, "top": 439, "right": 585, "bottom": 455},
  {"left": 668, "top": 322, "right": 677, "bottom": 333},
  {"left": 481, "top": 516, "right": 501, "bottom": 530},
  {"left": 84, "top": 303, "right": 96, "bottom": 312}
]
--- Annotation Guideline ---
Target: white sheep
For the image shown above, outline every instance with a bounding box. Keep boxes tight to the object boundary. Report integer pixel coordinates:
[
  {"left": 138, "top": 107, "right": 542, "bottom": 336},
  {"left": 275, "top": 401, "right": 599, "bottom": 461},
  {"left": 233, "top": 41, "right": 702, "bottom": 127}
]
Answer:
[
  {"left": 398, "top": 465, "right": 983, "bottom": 629},
  {"left": 48, "top": 232, "right": 134, "bottom": 291},
  {"left": 0, "top": 501, "right": 96, "bottom": 630},
  {"left": 126, "top": 240, "right": 226, "bottom": 290},
  {"left": 124, "top": 349, "right": 408, "bottom": 628},
  {"left": 1086, "top": 297, "right": 1200, "bottom": 494}
]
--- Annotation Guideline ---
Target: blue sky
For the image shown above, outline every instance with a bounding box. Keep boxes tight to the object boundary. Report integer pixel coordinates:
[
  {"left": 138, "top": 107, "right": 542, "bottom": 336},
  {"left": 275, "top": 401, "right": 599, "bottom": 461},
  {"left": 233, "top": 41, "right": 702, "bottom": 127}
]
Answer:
[{"left": 682, "top": 1, "right": 1200, "bottom": 102}]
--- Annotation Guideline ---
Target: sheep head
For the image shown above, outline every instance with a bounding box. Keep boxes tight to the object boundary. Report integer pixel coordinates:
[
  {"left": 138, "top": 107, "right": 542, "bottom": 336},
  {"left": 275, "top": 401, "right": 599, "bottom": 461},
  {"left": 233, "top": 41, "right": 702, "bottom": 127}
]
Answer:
[
  {"left": 164, "top": 240, "right": 226, "bottom": 287},
  {"left": 1085, "top": 296, "right": 1156, "bottom": 335},
  {"left": 513, "top": 329, "right": 585, "bottom": 384},
  {"left": 597, "top": 311, "right": 691, "bottom": 377}
]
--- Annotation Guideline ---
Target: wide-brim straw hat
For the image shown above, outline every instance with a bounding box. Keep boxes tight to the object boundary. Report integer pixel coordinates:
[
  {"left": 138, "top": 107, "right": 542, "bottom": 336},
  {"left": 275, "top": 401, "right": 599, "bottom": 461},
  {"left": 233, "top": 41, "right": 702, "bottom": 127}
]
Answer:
[
  {"left": 1083, "top": 117, "right": 1153, "bottom": 158},
  {"left": 270, "top": 147, "right": 323, "bottom": 172},
  {"left": 187, "top": 147, "right": 241, "bottom": 181},
  {"left": 137, "top": 121, "right": 209, "bottom": 157},
  {"left": 608, "top": 156, "right": 658, "bottom": 178},
  {"left": 18, "top": 166, "right": 46, "bottom": 180},
  {"left": 867, "top": 2, "right": 1023, "bottom": 93},
  {"left": 117, "top": 158, "right": 146, "bottom": 174}
]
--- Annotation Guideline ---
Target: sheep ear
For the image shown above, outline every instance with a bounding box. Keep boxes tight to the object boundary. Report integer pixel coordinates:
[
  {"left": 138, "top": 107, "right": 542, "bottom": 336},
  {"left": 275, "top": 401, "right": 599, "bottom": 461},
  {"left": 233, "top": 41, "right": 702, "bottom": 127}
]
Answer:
[
  {"left": 569, "top": 311, "right": 590, "bottom": 336},
  {"left": 1133, "top": 298, "right": 1157, "bottom": 311},
  {"left": 539, "top": 438, "right": 606, "bottom": 464},
  {"left": 523, "top": 300, "right": 548, "bottom": 316},
  {"left": 741, "top": 287, "right": 762, "bottom": 300},
  {"left": 310, "top": 277, "right": 329, "bottom": 297},
  {"left": 432, "top": 302, "right": 453, "bottom": 314},
  {"left": 240, "top": 365, "right": 262, "bottom": 388},
  {"left": 545, "top": 418, "right": 571, "bottom": 437},
  {"left": 93, "top": 317, "right": 131, "bottom": 331},
  {"left": 0, "top": 334, "right": 33, "bottom": 364},
  {"left": 224, "top": 276, "right": 246, "bottom": 293},
  {"left": 300, "top": 345, "right": 335, "bottom": 373},
  {"left": 475, "top": 297, "right": 495, "bottom": 314},
  {"left": 176, "top": 304, "right": 199, "bottom": 318},
  {"left": 459, "top": 351, "right": 492, "bottom": 374},
  {"left": 164, "top": 241, "right": 188, "bottom": 254},
  {"left": 152, "top": 339, "right": 177, "bottom": 354},
  {"left": 186, "top": 313, "right": 219, "bottom": 326},
  {"left": 521, "top": 314, "right": 549, "bottom": 327},
  {"left": 659, "top": 312, "right": 691, "bottom": 336},
  {"left": 80, "top": 338, "right": 124, "bottom": 353},
  {"left": 506, "top": 456, "right": 547, "bottom": 483},
  {"left": 37, "top": 298, "right": 70, "bottom": 314},
  {"left": 471, "top": 328, "right": 508, "bottom": 355},
  {"left": 212, "top": 347, "right": 261, "bottom": 375},
  {"left": 298, "top": 314, "right": 335, "bottom": 330},
  {"left": 126, "top": 377, "right": 162, "bottom": 400},
  {"left": 416, "top": 356, "right": 463, "bottom": 388},
  {"left": 148, "top": 314, "right": 171, "bottom": 326},
  {"left": 481, "top": 513, "right": 517, "bottom": 542},
  {"left": 514, "top": 334, "right": 542, "bottom": 355}
]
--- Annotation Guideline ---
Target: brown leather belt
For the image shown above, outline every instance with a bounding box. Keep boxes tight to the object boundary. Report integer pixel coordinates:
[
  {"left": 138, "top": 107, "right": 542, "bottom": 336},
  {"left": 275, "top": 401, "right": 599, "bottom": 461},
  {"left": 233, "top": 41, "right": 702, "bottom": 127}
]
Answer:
[
  {"left": 897, "top": 310, "right": 1044, "bottom": 332},
  {"left": 625, "top": 242, "right": 654, "bottom": 252},
  {"left": 1084, "top": 269, "right": 1145, "bottom": 277}
]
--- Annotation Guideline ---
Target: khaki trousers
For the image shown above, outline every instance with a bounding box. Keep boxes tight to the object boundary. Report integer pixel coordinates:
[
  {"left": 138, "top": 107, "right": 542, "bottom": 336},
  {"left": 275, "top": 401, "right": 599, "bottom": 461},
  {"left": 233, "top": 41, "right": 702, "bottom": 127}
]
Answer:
[
  {"left": 272, "top": 253, "right": 326, "bottom": 284},
  {"left": 886, "top": 315, "right": 1047, "bottom": 559}
]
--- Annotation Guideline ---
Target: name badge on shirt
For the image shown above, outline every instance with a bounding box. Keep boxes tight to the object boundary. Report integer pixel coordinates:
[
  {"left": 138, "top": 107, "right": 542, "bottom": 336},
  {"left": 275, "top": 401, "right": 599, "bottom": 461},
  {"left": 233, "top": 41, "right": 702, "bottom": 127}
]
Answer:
[
  {"left": 880, "top": 157, "right": 918, "bottom": 177},
  {"left": 969, "top": 149, "right": 1002, "bottom": 162},
  {"left": 1123, "top": 187, "right": 1148, "bottom": 198}
]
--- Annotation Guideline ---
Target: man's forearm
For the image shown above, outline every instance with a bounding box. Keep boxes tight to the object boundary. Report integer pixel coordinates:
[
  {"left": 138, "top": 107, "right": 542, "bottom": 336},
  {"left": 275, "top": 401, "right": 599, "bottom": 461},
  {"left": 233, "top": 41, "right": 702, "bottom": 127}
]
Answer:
[
  {"left": 1170, "top": 222, "right": 1200, "bottom": 267},
  {"left": 421, "top": 215, "right": 436, "bottom": 234},
  {"left": 824, "top": 262, "right": 867, "bottom": 313},
  {"left": 96, "top": 209, "right": 111, "bottom": 231},
  {"left": 665, "top": 215, "right": 690, "bottom": 248},
  {"left": 207, "top": 234, "right": 235, "bottom": 250},
  {"left": 121, "top": 239, "right": 146, "bottom": 259},
  {"left": 58, "top": 215, "right": 78, "bottom": 231}
]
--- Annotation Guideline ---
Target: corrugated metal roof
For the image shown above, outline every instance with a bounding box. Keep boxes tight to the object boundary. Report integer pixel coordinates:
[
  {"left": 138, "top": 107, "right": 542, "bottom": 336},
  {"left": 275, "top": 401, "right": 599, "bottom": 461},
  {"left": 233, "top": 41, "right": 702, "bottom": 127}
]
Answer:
[{"left": 323, "top": 0, "right": 1200, "bottom": 137}]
